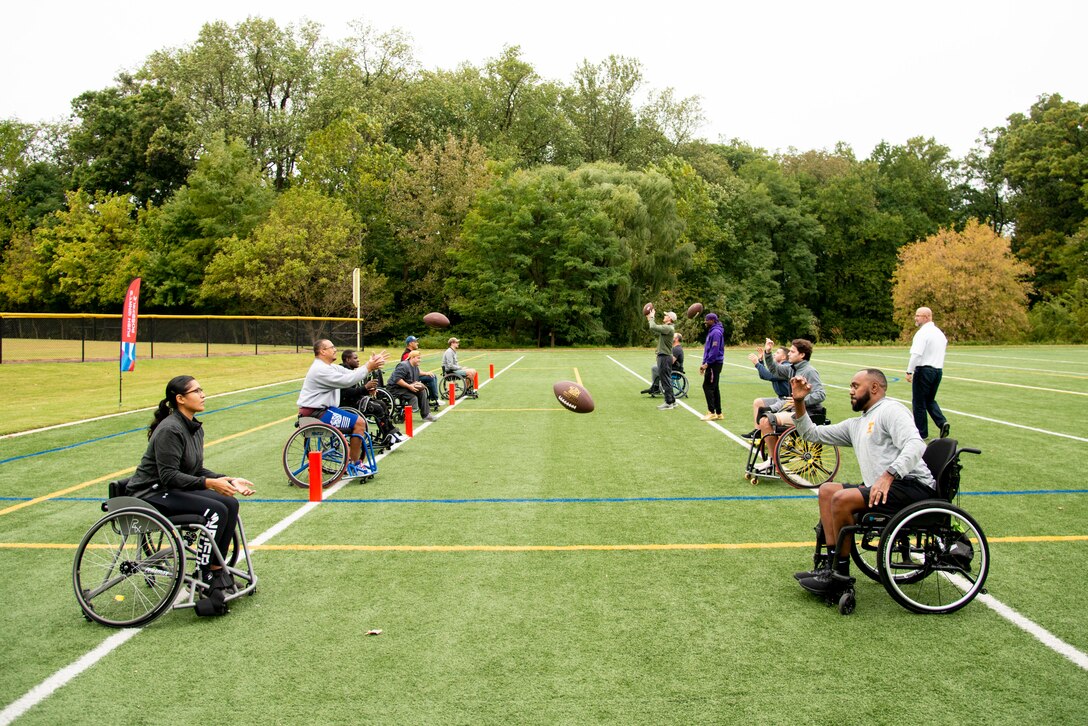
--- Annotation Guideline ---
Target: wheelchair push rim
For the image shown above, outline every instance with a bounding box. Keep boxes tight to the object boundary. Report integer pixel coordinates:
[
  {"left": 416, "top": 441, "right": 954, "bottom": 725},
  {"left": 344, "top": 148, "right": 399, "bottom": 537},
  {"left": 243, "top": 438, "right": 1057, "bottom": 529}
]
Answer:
[
  {"left": 73, "top": 507, "right": 186, "bottom": 628},
  {"left": 282, "top": 422, "right": 349, "bottom": 489},
  {"left": 774, "top": 427, "right": 841, "bottom": 489},
  {"left": 878, "top": 500, "right": 989, "bottom": 614}
]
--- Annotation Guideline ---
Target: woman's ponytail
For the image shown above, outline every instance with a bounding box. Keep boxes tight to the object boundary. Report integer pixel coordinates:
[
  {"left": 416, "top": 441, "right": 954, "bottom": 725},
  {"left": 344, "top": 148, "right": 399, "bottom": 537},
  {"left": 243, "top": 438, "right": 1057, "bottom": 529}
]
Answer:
[{"left": 148, "top": 375, "right": 195, "bottom": 439}]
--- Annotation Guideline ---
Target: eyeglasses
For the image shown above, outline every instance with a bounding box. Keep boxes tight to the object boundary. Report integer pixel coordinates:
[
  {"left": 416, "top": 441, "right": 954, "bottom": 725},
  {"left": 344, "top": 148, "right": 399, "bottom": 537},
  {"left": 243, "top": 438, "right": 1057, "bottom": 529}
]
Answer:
[{"left": 182, "top": 387, "right": 204, "bottom": 396}]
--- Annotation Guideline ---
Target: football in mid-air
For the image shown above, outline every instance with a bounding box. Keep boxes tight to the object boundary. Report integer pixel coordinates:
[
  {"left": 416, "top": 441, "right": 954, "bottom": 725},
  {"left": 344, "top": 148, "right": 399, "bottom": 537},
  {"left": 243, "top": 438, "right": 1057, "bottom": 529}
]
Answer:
[
  {"left": 423, "top": 312, "right": 450, "bottom": 328},
  {"left": 686, "top": 302, "right": 704, "bottom": 319},
  {"left": 642, "top": 302, "right": 654, "bottom": 316},
  {"left": 553, "top": 380, "right": 595, "bottom": 414}
]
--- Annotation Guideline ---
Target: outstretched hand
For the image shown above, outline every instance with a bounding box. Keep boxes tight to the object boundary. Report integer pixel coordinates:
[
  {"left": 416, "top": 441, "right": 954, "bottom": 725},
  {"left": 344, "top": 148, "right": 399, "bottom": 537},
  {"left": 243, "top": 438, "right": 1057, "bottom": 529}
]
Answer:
[
  {"left": 789, "top": 375, "right": 811, "bottom": 401},
  {"left": 366, "top": 350, "right": 390, "bottom": 371},
  {"left": 747, "top": 352, "right": 759, "bottom": 364}
]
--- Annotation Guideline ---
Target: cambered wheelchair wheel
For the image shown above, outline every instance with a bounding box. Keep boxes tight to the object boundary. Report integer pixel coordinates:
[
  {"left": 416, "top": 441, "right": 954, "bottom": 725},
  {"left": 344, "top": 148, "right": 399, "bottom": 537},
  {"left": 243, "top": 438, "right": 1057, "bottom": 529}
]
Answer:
[
  {"left": 282, "top": 422, "right": 348, "bottom": 488},
  {"left": 671, "top": 372, "right": 688, "bottom": 399},
  {"left": 373, "top": 388, "right": 394, "bottom": 416},
  {"left": 774, "top": 427, "right": 841, "bottom": 489},
  {"left": 878, "top": 500, "right": 989, "bottom": 614},
  {"left": 442, "top": 373, "right": 468, "bottom": 401},
  {"left": 73, "top": 507, "right": 185, "bottom": 628},
  {"left": 849, "top": 518, "right": 929, "bottom": 586}
]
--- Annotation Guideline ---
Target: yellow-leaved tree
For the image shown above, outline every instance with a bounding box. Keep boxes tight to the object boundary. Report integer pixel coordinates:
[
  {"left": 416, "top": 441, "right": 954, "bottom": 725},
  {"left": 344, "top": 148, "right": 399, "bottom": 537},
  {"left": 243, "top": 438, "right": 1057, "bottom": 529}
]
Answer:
[{"left": 891, "top": 220, "right": 1033, "bottom": 341}]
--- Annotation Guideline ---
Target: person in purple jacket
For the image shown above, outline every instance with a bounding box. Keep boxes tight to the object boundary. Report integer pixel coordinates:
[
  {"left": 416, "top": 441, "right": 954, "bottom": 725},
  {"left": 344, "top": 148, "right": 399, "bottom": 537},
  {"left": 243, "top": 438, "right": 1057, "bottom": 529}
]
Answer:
[{"left": 699, "top": 313, "right": 725, "bottom": 421}]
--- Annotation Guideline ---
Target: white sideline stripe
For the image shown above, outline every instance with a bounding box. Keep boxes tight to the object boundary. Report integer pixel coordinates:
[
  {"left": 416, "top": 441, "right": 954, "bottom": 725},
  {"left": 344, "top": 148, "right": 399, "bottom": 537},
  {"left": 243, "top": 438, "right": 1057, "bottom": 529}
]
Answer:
[
  {"left": 724, "top": 356, "right": 1088, "bottom": 670},
  {"left": 818, "top": 357, "right": 1088, "bottom": 397},
  {"left": 976, "top": 593, "right": 1088, "bottom": 671},
  {"left": 822, "top": 381, "right": 1088, "bottom": 444},
  {"left": 609, "top": 356, "right": 761, "bottom": 451},
  {"left": 721, "top": 360, "right": 1088, "bottom": 443},
  {"left": 841, "top": 349, "right": 1088, "bottom": 377},
  {"left": 0, "top": 629, "right": 141, "bottom": 726},
  {"left": 1, "top": 378, "right": 305, "bottom": 440},
  {"left": 1, "top": 360, "right": 526, "bottom": 722}
]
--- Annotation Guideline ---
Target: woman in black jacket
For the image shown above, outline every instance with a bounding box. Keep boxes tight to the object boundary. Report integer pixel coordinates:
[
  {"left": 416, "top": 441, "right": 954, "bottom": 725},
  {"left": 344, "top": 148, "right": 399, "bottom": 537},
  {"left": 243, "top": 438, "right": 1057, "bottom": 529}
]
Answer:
[{"left": 126, "top": 375, "right": 255, "bottom": 604}]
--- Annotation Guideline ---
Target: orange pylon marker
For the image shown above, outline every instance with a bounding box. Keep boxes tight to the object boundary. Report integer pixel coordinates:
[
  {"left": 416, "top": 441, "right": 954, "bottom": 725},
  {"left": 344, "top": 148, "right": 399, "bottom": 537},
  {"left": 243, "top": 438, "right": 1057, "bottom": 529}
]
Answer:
[
  {"left": 308, "top": 451, "right": 322, "bottom": 502},
  {"left": 449, "top": 382, "right": 456, "bottom": 406},
  {"left": 405, "top": 405, "right": 413, "bottom": 437},
  {"left": 489, "top": 363, "right": 494, "bottom": 379},
  {"left": 474, "top": 371, "right": 479, "bottom": 390}
]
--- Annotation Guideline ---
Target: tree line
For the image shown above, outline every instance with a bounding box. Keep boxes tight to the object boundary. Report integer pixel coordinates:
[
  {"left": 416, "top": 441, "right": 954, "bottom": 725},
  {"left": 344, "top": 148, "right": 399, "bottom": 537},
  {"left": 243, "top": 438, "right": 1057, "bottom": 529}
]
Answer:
[{"left": 1, "top": 17, "right": 1085, "bottom": 344}]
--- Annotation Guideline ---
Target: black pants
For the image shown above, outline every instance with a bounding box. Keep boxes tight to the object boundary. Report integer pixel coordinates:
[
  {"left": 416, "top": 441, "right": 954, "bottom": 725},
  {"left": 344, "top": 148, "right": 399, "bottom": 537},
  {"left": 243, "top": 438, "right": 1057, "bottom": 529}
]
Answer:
[
  {"left": 702, "top": 361, "right": 723, "bottom": 414},
  {"left": 144, "top": 489, "right": 239, "bottom": 567},
  {"left": 656, "top": 353, "right": 675, "bottom": 404},
  {"left": 912, "top": 366, "right": 946, "bottom": 437}
]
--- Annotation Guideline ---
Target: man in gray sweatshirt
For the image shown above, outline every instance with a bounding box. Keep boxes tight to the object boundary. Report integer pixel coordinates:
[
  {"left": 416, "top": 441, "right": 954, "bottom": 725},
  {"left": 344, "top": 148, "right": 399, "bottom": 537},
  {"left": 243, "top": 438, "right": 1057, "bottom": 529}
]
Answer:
[
  {"left": 297, "top": 340, "right": 389, "bottom": 467},
  {"left": 789, "top": 368, "right": 934, "bottom": 596}
]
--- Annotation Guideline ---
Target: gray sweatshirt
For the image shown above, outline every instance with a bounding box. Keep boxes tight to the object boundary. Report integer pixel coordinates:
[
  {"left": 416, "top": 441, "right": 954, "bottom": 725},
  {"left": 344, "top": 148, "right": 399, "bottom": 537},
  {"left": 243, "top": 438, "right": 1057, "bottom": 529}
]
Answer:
[
  {"left": 793, "top": 397, "right": 934, "bottom": 489},
  {"left": 297, "top": 359, "right": 372, "bottom": 409}
]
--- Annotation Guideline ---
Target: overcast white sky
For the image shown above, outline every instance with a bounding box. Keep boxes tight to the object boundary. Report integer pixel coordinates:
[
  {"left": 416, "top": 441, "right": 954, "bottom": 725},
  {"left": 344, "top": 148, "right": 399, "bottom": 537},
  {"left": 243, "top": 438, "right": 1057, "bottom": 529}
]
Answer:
[{"left": 3, "top": 0, "right": 1084, "bottom": 159}]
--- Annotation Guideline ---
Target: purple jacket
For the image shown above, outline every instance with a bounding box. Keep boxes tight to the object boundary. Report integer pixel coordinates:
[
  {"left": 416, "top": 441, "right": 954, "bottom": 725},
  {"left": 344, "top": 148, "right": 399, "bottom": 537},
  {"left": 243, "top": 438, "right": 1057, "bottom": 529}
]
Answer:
[{"left": 702, "top": 322, "right": 725, "bottom": 365}]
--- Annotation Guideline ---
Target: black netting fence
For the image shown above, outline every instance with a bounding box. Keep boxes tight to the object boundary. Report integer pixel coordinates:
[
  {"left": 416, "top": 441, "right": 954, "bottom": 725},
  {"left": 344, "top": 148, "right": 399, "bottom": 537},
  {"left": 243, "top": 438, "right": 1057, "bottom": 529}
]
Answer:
[{"left": 0, "top": 315, "right": 365, "bottom": 363}]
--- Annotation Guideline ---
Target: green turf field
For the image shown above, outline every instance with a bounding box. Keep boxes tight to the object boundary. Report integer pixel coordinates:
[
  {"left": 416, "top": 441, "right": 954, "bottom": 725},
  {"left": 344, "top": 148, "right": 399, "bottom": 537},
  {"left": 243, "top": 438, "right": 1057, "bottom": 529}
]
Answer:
[{"left": 2, "top": 346, "right": 1087, "bottom": 724}]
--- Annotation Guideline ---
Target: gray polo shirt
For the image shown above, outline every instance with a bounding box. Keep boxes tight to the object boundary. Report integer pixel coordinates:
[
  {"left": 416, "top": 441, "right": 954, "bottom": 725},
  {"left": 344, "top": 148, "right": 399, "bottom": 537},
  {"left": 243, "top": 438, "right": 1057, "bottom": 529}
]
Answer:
[{"left": 793, "top": 398, "right": 934, "bottom": 489}]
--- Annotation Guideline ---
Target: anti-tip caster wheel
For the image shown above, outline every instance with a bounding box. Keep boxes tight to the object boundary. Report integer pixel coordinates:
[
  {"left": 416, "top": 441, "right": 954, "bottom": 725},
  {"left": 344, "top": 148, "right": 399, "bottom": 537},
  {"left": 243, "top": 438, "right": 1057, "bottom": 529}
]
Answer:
[{"left": 837, "top": 589, "right": 856, "bottom": 615}]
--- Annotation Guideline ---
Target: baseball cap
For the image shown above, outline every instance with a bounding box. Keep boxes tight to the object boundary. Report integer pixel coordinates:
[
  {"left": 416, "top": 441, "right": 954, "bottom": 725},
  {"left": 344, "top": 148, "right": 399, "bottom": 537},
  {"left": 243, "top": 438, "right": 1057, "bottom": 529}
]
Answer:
[{"left": 405, "top": 336, "right": 418, "bottom": 344}]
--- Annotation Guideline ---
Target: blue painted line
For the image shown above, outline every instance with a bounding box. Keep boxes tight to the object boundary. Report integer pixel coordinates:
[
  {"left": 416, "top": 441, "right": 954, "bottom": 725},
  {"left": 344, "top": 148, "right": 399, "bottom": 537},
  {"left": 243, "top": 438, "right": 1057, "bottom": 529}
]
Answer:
[
  {"left": 8, "top": 489, "right": 1088, "bottom": 505},
  {"left": 0, "top": 390, "right": 298, "bottom": 467}
]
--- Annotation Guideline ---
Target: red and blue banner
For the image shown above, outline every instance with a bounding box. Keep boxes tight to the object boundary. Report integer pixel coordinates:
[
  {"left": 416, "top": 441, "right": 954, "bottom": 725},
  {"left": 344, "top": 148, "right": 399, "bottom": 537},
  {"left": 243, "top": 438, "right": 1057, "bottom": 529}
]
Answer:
[{"left": 120, "top": 278, "right": 141, "bottom": 372}]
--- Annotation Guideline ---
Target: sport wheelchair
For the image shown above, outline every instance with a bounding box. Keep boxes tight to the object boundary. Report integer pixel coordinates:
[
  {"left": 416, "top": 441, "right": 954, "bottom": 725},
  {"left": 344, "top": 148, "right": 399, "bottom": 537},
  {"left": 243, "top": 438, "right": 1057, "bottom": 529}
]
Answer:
[
  {"left": 648, "top": 371, "right": 688, "bottom": 400},
  {"left": 73, "top": 479, "right": 257, "bottom": 627},
  {"left": 806, "top": 438, "right": 988, "bottom": 615},
  {"left": 744, "top": 407, "right": 841, "bottom": 488},
  {"left": 441, "top": 369, "right": 477, "bottom": 400},
  {"left": 282, "top": 413, "right": 377, "bottom": 488}
]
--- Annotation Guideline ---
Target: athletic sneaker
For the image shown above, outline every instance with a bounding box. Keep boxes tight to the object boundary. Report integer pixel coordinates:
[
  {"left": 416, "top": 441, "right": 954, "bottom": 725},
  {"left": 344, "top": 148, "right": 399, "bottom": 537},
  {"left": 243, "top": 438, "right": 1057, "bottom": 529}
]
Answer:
[
  {"left": 701, "top": 412, "right": 716, "bottom": 421},
  {"left": 797, "top": 570, "right": 854, "bottom": 596},
  {"left": 657, "top": 402, "right": 677, "bottom": 410},
  {"left": 940, "top": 422, "right": 951, "bottom": 438},
  {"left": 713, "top": 413, "right": 724, "bottom": 420},
  {"left": 742, "top": 428, "right": 760, "bottom": 440}
]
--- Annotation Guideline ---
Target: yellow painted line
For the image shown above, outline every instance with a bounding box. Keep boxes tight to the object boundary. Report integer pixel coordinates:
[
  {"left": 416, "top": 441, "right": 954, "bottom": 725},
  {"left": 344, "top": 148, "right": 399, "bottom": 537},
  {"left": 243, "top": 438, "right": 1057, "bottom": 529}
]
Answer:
[
  {"left": 574, "top": 367, "right": 583, "bottom": 387},
  {"left": 3, "top": 534, "right": 1086, "bottom": 552},
  {"left": 0, "top": 415, "right": 297, "bottom": 517},
  {"left": 987, "top": 535, "right": 1088, "bottom": 543}
]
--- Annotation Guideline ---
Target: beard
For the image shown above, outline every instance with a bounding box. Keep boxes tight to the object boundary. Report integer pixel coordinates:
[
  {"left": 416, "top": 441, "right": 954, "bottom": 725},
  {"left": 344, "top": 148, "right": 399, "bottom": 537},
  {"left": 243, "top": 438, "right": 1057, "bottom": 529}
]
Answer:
[{"left": 851, "top": 390, "right": 871, "bottom": 412}]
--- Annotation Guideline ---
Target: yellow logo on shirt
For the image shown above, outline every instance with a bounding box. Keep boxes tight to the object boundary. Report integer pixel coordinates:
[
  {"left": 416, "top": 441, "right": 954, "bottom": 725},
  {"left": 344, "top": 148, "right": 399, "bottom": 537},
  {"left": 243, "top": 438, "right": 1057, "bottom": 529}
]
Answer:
[{"left": 866, "top": 421, "right": 875, "bottom": 435}]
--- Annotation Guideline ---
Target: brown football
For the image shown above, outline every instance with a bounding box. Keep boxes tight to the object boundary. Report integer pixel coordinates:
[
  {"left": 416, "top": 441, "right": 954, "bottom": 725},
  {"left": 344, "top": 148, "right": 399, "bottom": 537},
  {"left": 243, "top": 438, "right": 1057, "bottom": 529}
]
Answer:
[
  {"left": 423, "top": 312, "right": 450, "bottom": 328},
  {"left": 553, "top": 380, "right": 595, "bottom": 414},
  {"left": 686, "top": 302, "right": 703, "bottom": 319},
  {"left": 642, "top": 302, "right": 654, "bottom": 316}
]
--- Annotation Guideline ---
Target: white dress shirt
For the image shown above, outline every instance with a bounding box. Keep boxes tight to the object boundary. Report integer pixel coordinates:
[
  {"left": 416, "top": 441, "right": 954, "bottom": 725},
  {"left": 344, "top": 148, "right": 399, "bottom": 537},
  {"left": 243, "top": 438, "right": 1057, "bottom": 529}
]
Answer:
[{"left": 907, "top": 321, "right": 947, "bottom": 372}]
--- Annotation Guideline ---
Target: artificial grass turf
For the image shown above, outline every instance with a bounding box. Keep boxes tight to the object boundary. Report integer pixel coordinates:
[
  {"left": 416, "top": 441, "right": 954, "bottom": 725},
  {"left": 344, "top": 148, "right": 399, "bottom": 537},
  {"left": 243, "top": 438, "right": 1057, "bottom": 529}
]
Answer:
[
  {"left": 3, "top": 346, "right": 1088, "bottom": 724},
  {"left": 15, "top": 550, "right": 1088, "bottom": 725}
]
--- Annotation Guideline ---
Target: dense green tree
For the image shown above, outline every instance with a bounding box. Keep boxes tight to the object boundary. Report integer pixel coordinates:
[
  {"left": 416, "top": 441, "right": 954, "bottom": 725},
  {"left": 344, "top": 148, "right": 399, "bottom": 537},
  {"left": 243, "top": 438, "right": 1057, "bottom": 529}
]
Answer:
[
  {"left": 143, "top": 18, "right": 326, "bottom": 188},
  {"left": 450, "top": 163, "right": 686, "bottom": 344},
  {"left": 562, "top": 56, "right": 643, "bottom": 164},
  {"left": 67, "top": 76, "right": 194, "bottom": 206},
  {"left": 997, "top": 94, "right": 1088, "bottom": 299},
  {"left": 140, "top": 137, "right": 274, "bottom": 308},
  {"left": 1, "top": 190, "right": 144, "bottom": 309},
  {"left": 386, "top": 134, "right": 495, "bottom": 325},
  {"left": 202, "top": 187, "right": 390, "bottom": 323}
]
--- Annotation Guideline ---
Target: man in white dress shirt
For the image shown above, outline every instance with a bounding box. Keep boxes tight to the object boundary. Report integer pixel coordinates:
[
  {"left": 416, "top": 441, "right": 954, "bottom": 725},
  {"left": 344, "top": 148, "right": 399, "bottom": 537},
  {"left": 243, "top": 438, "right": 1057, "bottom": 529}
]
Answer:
[{"left": 905, "top": 306, "right": 949, "bottom": 439}]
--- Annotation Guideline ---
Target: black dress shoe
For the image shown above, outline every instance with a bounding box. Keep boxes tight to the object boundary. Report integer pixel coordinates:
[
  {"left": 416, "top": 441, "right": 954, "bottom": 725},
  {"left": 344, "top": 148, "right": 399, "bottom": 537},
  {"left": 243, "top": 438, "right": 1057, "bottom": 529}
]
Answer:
[{"left": 940, "top": 422, "right": 951, "bottom": 438}]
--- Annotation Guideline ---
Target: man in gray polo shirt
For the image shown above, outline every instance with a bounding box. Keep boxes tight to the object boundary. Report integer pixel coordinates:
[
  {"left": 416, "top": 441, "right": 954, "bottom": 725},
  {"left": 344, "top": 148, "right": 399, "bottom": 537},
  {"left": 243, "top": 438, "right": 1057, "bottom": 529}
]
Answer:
[{"left": 788, "top": 368, "right": 934, "bottom": 596}]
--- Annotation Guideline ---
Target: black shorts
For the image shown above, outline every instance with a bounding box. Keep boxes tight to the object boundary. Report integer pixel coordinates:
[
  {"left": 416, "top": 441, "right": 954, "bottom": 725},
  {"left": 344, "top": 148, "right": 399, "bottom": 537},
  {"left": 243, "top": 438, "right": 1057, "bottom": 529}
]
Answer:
[{"left": 843, "top": 476, "right": 936, "bottom": 515}]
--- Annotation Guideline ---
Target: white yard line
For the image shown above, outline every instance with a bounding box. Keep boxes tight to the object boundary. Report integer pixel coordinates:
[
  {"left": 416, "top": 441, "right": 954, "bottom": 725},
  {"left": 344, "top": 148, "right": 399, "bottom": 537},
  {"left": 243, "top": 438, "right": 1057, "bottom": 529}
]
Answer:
[
  {"left": 818, "top": 357, "right": 1088, "bottom": 397},
  {"left": 1, "top": 379, "right": 304, "bottom": 440},
  {"left": 1, "top": 358, "right": 524, "bottom": 724}
]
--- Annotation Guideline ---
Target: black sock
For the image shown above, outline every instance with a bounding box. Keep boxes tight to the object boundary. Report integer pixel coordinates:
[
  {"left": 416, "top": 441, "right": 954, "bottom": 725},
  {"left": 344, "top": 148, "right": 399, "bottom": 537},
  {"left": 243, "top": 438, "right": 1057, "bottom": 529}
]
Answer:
[{"left": 835, "top": 557, "right": 850, "bottom": 576}]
